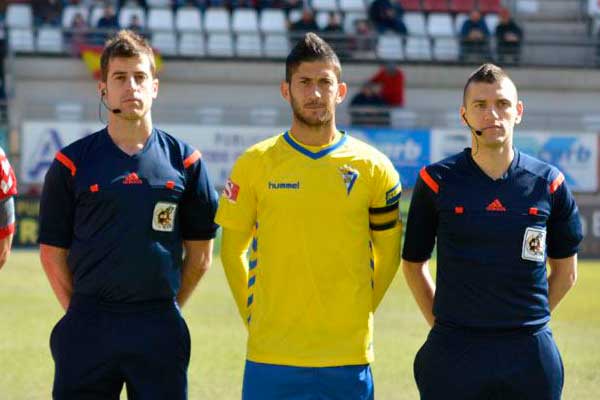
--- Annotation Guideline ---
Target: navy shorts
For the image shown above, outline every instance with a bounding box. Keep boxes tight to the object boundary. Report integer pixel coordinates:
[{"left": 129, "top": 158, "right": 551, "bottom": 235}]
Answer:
[
  {"left": 414, "top": 323, "right": 563, "bottom": 400},
  {"left": 242, "top": 360, "right": 374, "bottom": 400},
  {"left": 50, "top": 294, "right": 191, "bottom": 400}
]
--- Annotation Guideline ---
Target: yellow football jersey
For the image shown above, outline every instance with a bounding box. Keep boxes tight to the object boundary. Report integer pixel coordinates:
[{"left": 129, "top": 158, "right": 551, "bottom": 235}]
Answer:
[{"left": 216, "top": 131, "right": 401, "bottom": 367}]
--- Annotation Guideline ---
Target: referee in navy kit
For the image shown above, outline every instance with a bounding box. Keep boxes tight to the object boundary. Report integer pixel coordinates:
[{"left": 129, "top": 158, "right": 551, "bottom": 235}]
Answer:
[{"left": 38, "top": 30, "right": 218, "bottom": 399}]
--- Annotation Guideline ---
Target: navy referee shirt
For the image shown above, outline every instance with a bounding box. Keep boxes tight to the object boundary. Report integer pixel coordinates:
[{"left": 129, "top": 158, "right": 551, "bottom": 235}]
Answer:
[
  {"left": 402, "top": 148, "right": 583, "bottom": 330},
  {"left": 39, "top": 128, "right": 219, "bottom": 303}
]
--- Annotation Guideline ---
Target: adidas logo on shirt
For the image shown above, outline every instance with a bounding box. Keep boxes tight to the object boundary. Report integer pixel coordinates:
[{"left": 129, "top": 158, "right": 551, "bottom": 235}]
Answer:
[
  {"left": 123, "top": 172, "right": 143, "bottom": 185},
  {"left": 486, "top": 198, "right": 506, "bottom": 212}
]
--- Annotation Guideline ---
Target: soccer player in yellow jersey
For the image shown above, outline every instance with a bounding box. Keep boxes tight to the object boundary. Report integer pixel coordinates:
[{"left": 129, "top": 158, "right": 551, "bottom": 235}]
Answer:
[{"left": 216, "top": 33, "right": 402, "bottom": 400}]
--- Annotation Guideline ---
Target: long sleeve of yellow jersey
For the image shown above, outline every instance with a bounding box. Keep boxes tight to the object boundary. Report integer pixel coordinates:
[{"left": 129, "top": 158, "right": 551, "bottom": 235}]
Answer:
[
  {"left": 369, "top": 154, "right": 403, "bottom": 311},
  {"left": 371, "top": 222, "right": 402, "bottom": 310},
  {"left": 220, "top": 227, "right": 253, "bottom": 327}
]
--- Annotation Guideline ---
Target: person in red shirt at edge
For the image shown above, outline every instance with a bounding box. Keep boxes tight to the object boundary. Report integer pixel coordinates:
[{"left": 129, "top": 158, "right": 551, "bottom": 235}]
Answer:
[{"left": 369, "top": 62, "right": 405, "bottom": 107}]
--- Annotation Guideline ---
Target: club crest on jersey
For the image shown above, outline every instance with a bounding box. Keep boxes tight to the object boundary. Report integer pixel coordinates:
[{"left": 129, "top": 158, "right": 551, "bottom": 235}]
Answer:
[
  {"left": 153, "top": 202, "right": 177, "bottom": 232},
  {"left": 339, "top": 165, "right": 359, "bottom": 195},
  {"left": 522, "top": 227, "right": 546, "bottom": 262},
  {"left": 223, "top": 178, "right": 240, "bottom": 203}
]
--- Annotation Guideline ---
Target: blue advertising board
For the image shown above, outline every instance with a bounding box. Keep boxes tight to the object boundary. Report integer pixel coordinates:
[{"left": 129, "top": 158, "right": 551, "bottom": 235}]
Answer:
[{"left": 349, "top": 128, "right": 431, "bottom": 188}]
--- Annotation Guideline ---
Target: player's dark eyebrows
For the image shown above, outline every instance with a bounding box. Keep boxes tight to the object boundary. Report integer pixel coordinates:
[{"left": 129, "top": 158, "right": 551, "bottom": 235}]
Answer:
[
  {"left": 470, "top": 99, "right": 487, "bottom": 105},
  {"left": 297, "top": 74, "right": 335, "bottom": 83},
  {"left": 111, "top": 70, "right": 148, "bottom": 78}
]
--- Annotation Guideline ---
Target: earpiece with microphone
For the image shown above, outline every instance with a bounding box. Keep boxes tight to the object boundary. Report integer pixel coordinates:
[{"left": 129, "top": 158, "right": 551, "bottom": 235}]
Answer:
[
  {"left": 462, "top": 115, "right": 482, "bottom": 136},
  {"left": 100, "top": 89, "right": 121, "bottom": 114}
]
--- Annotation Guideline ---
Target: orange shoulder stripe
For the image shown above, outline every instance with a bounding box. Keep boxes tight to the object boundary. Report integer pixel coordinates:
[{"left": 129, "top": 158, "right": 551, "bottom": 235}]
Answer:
[
  {"left": 55, "top": 152, "right": 76, "bottom": 176},
  {"left": 549, "top": 172, "right": 565, "bottom": 194},
  {"left": 183, "top": 150, "right": 201, "bottom": 169},
  {"left": 419, "top": 167, "right": 439, "bottom": 194}
]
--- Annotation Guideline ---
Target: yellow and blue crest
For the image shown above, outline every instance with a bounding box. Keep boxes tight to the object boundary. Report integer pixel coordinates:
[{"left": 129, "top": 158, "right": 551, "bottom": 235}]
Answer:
[{"left": 339, "top": 165, "right": 359, "bottom": 195}]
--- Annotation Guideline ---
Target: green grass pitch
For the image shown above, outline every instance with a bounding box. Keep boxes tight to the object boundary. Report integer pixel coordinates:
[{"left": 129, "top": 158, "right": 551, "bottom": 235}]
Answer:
[{"left": 0, "top": 250, "right": 599, "bottom": 399}]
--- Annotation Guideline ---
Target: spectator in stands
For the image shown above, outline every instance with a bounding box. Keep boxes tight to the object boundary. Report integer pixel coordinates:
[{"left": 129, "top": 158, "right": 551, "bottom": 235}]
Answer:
[
  {"left": 368, "top": 0, "right": 407, "bottom": 35},
  {"left": 282, "top": 0, "right": 303, "bottom": 15},
  {"left": 323, "top": 12, "right": 348, "bottom": 57},
  {"left": 369, "top": 63, "right": 405, "bottom": 107},
  {"left": 32, "top": 0, "right": 63, "bottom": 27},
  {"left": 127, "top": 14, "right": 148, "bottom": 38},
  {"left": 351, "top": 82, "right": 386, "bottom": 106},
  {"left": 351, "top": 19, "right": 377, "bottom": 57},
  {"left": 67, "top": 12, "right": 90, "bottom": 55},
  {"left": 289, "top": 8, "right": 320, "bottom": 38},
  {"left": 95, "top": 4, "right": 120, "bottom": 44},
  {"left": 495, "top": 8, "right": 523, "bottom": 64},
  {"left": 460, "top": 10, "right": 491, "bottom": 62},
  {"left": 323, "top": 11, "right": 343, "bottom": 33},
  {"left": 128, "top": 14, "right": 142, "bottom": 31},
  {"left": 118, "top": 0, "right": 148, "bottom": 11},
  {"left": 97, "top": 4, "right": 119, "bottom": 30},
  {"left": 350, "top": 82, "right": 389, "bottom": 126}
]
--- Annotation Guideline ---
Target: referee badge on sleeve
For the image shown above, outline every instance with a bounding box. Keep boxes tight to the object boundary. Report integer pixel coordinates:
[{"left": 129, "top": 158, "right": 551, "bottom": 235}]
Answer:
[
  {"left": 153, "top": 202, "right": 177, "bottom": 232},
  {"left": 521, "top": 227, "right": 546, "bottom": 262}
]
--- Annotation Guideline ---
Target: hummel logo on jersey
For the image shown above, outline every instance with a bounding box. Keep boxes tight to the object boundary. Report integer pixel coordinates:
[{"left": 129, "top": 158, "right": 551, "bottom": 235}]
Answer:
[
  {"left": 123, "top": 172, "right": 143, "bottom": 184},
  {"left": 339, "top": 165, "right": 359, "bottom": 195},
  {"left": 486, "top": 199, "right": 506, "bottom": 212},
  {"left": 268, "top": 181, "right": 300, "bottom": 190}
]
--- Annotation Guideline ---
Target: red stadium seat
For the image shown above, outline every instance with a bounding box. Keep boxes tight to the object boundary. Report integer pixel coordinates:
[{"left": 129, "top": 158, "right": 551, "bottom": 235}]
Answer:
[
  {"left": 399, "top": 0, "right": 423, "bottom": 11},
  {"left": 478, "top": 0, "right": 501, "bottom": 14},
  {"left": 449, "top": 0, "right": 476, "bottom": 14},
  {"left": 422, "top": 0, "right": 449, "bottom": 13}
]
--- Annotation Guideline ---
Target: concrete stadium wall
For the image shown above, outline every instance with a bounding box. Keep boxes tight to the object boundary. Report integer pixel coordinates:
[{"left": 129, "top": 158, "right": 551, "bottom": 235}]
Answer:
[{"left": 9, "top": 57, "right": 600, "bottom": 127}]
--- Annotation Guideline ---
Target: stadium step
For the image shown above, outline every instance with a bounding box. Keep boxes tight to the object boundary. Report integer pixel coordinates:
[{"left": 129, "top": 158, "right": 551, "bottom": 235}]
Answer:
[
  {"left": 516, "top": 0, "right": 585, "bottom": 21},
  {"left": 522, "top": 20, "right": 589, "bottom": 39}
]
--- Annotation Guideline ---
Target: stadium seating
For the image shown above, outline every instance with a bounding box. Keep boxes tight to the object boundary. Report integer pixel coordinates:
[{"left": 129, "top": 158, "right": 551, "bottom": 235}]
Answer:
[
  {"left": 427, "top": 13, "right": 454, "bottom": 37},
  {"left": 8, "top": 28, "right": 35, "bottom": 52},
  {"left": 6, "top": 3, "right": 33, "bottom": 28},
  {"left": 454, "top": 12, "right": 468, "bottom": 33},
  {"left": 376, "top": 34, "right": 404, "bottom": 60},
  {"left": 37, "top": 27, "right": 64, "bottom": 53},
  {"left": 260, "top": 9, "right": 287, "bottom": 34},
  {"left": 236, "top": 34, "right": 263, "bottom": 57},
  {"left": 232, "top": 9, "right": 260, "bottom": 33},
  {"left": 478, "top": 0, "right": 501, "bottom": 14},
  {"left": 449, "top": 0, "right": 475, "bottom": 14},
  {"left": 405, "top": 36, "right": 431, "bottom": 60},
  {"left": 422, "top": 0, "right": 449, "bottom": 13},
  {"left": 119, "top": 7, "right": 146, "bottom": 29},
  {"left": 399, "top": 0, "right": 423, "bottom": 12},
  {"left": 148, "top": 8, "right": 175, "bottom": 31},
  {"left": 89, "top": 6, "right": 105, "bottom": 28},
  {"left": 339, "top": 0, "right": 366, "bottom": 13},
  {"left": 205, "top": 8, "right": 231, "bottom": 33},
  {"left": 62, "top": 5, "right": 89, "bottom": 28},
  {"left": 151, "top": 31, "right": 178, "bottom": 55},
  {"left": 316, "top": 11, "right": 330, "bottom": 30},
  {"left": 207, "top": 33, "right": 235, "bottom": 56},
  {"left": 432, "top": 37, "right": 459, "bottom": 60},
  {"left": 484, "top": 13, "right": 499, "bottom": 32},
  {"left": 404, "top": 12, "right": 427, "bottom": 36},
  {"left": 288, "top": 9, "right": 303, "bottom": 24},
  {"left": 343, "top": 12, "right": 367, "bottom": 33},
  {"left": 147, "top": 0, "right": 171, "bottom": 7},
  {"left": 176, "top": 7, "right": 203, "bottom": 32},
  {"left": 263, "top": 34, "right": 290, "bottom": 57},
  {"left": 311, "top": 0, "right": 339, "bottom": 12},
  {"left": 178, "top": 32, "right": 206, "bottom": 56}
]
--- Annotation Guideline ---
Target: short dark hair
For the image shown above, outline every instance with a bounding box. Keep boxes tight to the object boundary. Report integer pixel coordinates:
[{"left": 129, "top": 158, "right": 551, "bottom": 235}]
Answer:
[
  {"left": 285, "top": 32, "right": 341, "bottom": 83},
  {"left": 100, "top": 30, "right": 156, "bottom": 82},
  {"left": 463, "top": 63, "right": 513, "bottom": 105}
]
